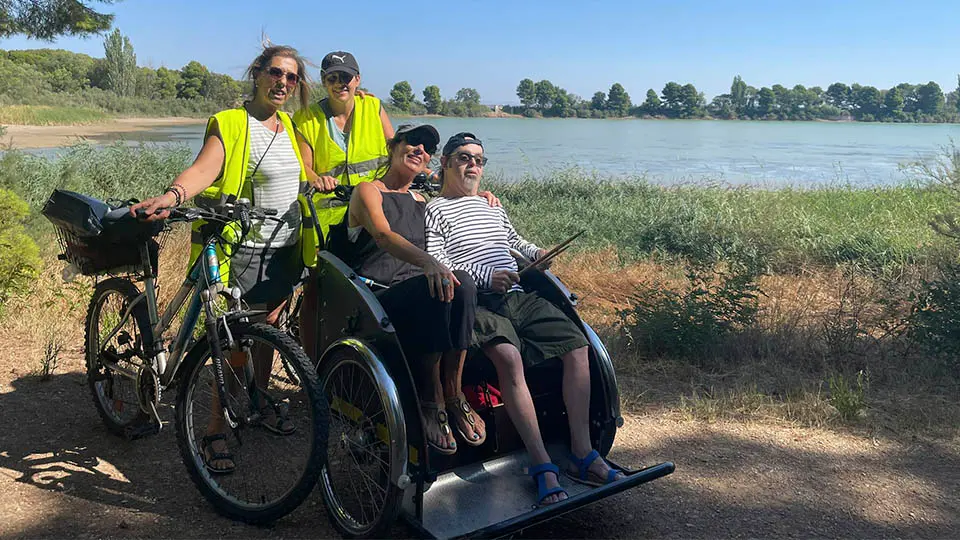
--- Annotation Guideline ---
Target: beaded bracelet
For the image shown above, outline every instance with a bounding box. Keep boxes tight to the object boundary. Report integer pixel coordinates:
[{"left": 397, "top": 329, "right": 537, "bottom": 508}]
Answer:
[
  {"left": 164, "top": 186, "right": 182, "bottom": 207},
  {"left": 173, "top": 183, "right": 187, "bottom": 203}
]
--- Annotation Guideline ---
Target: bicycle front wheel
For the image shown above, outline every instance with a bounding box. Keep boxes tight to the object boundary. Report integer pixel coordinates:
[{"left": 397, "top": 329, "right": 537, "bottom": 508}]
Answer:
[{"left": 175, "top": 321, "right": 328, "bottom": 524}]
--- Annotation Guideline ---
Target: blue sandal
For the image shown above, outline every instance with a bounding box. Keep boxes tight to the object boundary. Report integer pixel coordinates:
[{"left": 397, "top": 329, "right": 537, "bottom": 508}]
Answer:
[
  {"left": 566, "top": 449, "right": 623, "bottom": 487},
  {"left": 528, "top": 462, "right": 567, "bottom": 506}
]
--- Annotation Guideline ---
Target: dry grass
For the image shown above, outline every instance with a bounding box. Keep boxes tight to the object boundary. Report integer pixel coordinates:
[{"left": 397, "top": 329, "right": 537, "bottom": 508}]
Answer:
[
  {"left": 2, "top": 243, "right": 957, "bottom": 437},
  {"left": 551, "top": 250, "right": 960, "bottom": 436}
]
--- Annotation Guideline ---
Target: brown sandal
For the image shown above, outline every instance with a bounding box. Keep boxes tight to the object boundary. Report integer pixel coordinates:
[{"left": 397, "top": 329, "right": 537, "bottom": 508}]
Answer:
[
  {"left": 421, "top": 401, "right": 457, "bottom": 455},
  {"left": 445, "top": 393, "right": 487, "bottom": 447}
]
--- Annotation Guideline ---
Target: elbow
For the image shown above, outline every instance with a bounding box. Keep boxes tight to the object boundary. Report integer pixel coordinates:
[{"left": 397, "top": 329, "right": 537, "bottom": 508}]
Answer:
[{"left": 372, "top": 230, "right": 392, "bottom": 248}]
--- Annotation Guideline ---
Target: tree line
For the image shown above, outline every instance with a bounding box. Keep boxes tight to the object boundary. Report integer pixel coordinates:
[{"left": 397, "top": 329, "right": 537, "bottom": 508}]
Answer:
[
  {"left": 389, "top": 75, "right": 960, "bottom": 123},
  {"left": 0, "top": 29, "right": 243, "bottom": 116}
]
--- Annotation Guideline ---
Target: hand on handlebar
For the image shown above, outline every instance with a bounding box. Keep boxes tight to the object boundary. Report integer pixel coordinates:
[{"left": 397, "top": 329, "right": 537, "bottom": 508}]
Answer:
[
  {"left": 423, "top": 258, "right": 460, "bottom": 302},
  {"left": 308, "top": 175, "right": 339, "bottom": 193},
  {"left": 491, "top": 270, "right": 520, "bottom": 293},
  {"left": 130, "top": 192, "right": 176, "bottom": 221}
]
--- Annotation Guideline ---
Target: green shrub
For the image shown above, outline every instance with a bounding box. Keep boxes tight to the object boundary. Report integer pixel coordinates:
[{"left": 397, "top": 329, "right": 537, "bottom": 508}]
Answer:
[
  {"left": 618, "top": 258, "right": 762, "bottom": 361},
  {"left": 0, "top": 188, "right": 41, "bottom": 314},
  {"left": 827, "top": 370, "right": 868, "bottom": 422}
]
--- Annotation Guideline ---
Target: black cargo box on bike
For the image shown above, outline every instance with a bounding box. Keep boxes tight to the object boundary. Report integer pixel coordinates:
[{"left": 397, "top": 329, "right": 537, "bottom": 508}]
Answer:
[{"left": 42, "top": 189, "right": 163, "bottom": 275}]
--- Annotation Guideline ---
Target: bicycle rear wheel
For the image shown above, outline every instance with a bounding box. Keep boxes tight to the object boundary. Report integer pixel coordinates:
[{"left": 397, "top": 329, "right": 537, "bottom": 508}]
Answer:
[
  {"left": 175, "top": 321, "right": 328, "bottom": 524},
  {"left": 84, "top": 278, "right": 152, "bottom": 435}
]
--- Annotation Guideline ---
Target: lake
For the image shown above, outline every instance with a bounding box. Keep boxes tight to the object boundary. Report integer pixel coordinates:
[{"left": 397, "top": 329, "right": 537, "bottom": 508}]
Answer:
[{"left": 64, "top": 117, "right": 960, "bottom": 187}]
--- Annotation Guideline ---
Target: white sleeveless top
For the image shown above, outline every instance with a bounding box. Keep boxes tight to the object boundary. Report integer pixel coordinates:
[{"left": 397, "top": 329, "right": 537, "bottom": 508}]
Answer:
[{"left": 244, "top": 114, "right": 302, "bottom": 248}]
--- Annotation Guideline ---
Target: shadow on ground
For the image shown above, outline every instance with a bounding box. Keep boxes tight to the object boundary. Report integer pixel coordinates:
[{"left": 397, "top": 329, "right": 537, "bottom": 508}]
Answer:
[{"left": 1, "top": 370, "right": 957, "bottom": 538}]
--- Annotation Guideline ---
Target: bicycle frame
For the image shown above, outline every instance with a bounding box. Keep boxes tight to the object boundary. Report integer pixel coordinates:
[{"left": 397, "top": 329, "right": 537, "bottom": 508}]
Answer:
[{"left": 98, "top": 233, "right": 245, "bottom": 390}]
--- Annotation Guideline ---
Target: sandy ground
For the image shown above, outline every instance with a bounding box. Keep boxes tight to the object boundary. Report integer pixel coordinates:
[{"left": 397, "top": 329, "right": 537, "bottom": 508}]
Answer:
[
  {"left": 2, "top": 117, "right": 205, "bottom": 149},
  {"left": 1, "top": 343, "right": 957, "bottom": 538}
]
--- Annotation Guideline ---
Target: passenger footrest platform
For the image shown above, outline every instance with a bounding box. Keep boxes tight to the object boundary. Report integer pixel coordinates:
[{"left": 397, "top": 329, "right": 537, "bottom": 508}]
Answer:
[{"left": 406, "top": 445, "right": 674, "bottom": 539}]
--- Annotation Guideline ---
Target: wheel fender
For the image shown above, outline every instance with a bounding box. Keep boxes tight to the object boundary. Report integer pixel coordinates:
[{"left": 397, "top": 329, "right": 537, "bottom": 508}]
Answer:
[{"left": 320, "top": 338, "right": 409, "bottom": 488}]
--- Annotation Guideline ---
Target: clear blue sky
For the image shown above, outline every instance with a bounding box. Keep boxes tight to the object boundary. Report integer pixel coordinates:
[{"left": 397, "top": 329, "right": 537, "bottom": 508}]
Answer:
[{"left": 2, "top": 0, "right": 959, "bottom": 104}]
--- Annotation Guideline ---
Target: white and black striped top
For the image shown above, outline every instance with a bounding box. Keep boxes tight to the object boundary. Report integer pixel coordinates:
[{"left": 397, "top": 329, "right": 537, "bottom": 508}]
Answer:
[
  {"left": 425, "top": 196, "right": 541, "bottom": 291},
  {"left": 244, "top": 114, "right": 302, "bottom": 248}
]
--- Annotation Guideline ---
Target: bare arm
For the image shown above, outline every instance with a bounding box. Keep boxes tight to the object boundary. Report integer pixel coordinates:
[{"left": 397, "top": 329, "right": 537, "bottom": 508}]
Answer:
[
  {"left": 350, "top": 183, "right": 457, "bottom": 300},
  {"left": 130, "top": 123, "right": 226, "bottom": 220},
  {"left": 380, "top": 105, "right": 394, "bottom": 139},
  {"left": 296, "top": 130, "right": 337, "bottom": 192}
]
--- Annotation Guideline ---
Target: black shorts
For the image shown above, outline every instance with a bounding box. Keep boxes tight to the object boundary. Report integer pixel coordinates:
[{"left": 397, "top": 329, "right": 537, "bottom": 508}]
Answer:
[
  {"left": 472, "top": 290, "right": 588, "bottom": 367},
  {"left": 228, "top": 243, "right": 306, "bottom": 308}
]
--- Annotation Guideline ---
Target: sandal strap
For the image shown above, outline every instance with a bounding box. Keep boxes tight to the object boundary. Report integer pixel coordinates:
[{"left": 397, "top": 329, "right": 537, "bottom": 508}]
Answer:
[
  {"left": 207, "top": 451, "right": 234, "bottom": 461},
  {"left": 423, "top": 401, "right": 452, "bottom": 436},
  {"left": 569, "top": 449, "right": 601, "bottom": 481},
  {"left": 201, "top": 433, "right": 227, "bottom": 446},
  {"left": 445, "top": 393, "right": 477, "bottom": 426},
  {"left": 528, "top": 462, "right": 560, "bottom": 479}
]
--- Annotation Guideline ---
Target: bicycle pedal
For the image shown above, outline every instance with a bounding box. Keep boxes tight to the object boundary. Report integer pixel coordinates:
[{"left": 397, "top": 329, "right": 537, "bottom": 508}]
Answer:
[{"left": 124, "top": 422, "right": 161, "bottom": 441}]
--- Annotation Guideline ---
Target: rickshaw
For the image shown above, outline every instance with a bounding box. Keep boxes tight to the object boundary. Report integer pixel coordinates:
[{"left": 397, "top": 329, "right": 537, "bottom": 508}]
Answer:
[{"left": 306, "top": 185, "right": 675, "bottom": 538}]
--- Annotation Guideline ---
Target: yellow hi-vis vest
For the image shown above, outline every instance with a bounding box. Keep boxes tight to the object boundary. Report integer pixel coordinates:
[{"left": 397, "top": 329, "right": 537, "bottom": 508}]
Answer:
[
  {"left": 293, "top": 95, "right": 388, "bottom": 257},
  {"left": 189, "top": 107, "right": 319, "bottom": 281}
]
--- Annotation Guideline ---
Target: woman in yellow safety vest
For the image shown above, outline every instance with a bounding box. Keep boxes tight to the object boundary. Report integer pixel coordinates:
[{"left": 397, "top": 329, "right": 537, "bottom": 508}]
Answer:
[
  {"left": 293, "top": 51, "right": 393, "bottom": 361},
  {"left": 131, "top": 45, "right": 320, "bottom": 474}
]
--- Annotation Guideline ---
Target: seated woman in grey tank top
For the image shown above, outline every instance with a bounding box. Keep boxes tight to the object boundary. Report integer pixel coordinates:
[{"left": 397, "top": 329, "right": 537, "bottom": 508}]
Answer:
[{"left": 329, "top": 124, "right": 500, "bottom": 455}]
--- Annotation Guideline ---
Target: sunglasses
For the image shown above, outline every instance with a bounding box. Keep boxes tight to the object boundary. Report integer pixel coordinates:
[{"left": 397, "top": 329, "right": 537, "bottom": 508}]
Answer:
[
  {"left": 324, "top": 72, "right": 355, "bottom": 85},
  {"left": 401, "top": 132, "right": 437, "bottom": 155},
  {"left": 265, "top": 66, "right": 300, "bottom": 87},
  {"left": 454, "top": 152, "right": 487, "bottom": 167}
]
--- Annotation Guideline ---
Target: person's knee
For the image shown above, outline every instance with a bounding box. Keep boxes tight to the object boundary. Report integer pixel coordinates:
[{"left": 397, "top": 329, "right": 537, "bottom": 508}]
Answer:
[
  {"left": 452, "top": 270, "right": 476, "bottom": 299},
  {"left": 487, "top": 343, "right": 524, "bottom": 380},
  {"left": 561, "top": 346, "right": 589, "bottom": 369}
]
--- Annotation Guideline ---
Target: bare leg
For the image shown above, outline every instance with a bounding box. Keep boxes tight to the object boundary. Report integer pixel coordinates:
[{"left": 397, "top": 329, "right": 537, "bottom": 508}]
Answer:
[
  {"left": 420, "top": 353, "right": 456, "bottom": 452},
  {"left": 561, "top": 346, "right": 623, "bottom": 482},
  {"left": 441, "top": 349, "right": 486, "bottom": 442},
  {"left": 485, "top": 342, "right": 566, "bottom": 504}
]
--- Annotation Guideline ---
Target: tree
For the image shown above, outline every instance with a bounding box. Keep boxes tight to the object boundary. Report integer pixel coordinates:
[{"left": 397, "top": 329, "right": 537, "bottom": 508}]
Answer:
[
  {"left": 883, "top": 86, "right": 904, "bottom": 118},
  {"left": 590, "top": 91, "right": 606, "bottom": 111},
  {"left": 516, "top": 78, "right": 535, "bottom": 107},
  {"left": 680, "top": 83, "right": 703, "bottom": 118},
  {"left": 154, "top": 66, "right": 180, "bottom": 99},
  {"left": 389, "top": 80, "right": 414, "bottom": 112},
  {"left": 825, "top": 82, "right": 850, "bottom": 110},
  {"left": 756, "top": 87, "right": 775, "bottom": 116},
  {"left": 534, "top": 80, "right": 556, "bottom": 109},
  {"left": 422, "top": 85, "right": 442, "bottom": 114},
  {"left": 660, "top": 82, "right": 683, "bottom": 117},
  {"left": 730, "top": 75, "right": 748, "bottom": 117},
  {"left": 853, "top": 85, "right": 882, "bottom": 119},
  {"left": 606, "top": 83, "right": 631, "bottom": 117},
  {"left": 0, "top": 0, "right": 117, "bottom": 40},
  {"left": 102, "top": 27, "right": 135, "bottom": 97},
  {"left": 177, "top": 60, "right": 208, "bottom": 100},
  {"left": 455, "top": 87, "right": 481, "bottom": 106},
  {"left": 916, "top": 81, "right": 945, "bottom": 116},
  {"left": 640, "top": 88, "right": 661, "bottom": 116},
  {"left": 204, "top": 73, "right": 241, "bottom": 107}
]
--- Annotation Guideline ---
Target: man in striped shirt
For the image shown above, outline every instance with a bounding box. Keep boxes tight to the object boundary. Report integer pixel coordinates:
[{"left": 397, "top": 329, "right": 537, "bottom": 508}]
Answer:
[{"left": 425, "top": 133, "right": 624, "bottom": 507}]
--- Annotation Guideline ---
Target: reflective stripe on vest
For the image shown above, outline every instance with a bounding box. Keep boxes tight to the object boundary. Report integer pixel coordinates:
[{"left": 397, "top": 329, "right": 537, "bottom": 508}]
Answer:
[{"left": 293, "top": 96, "right": 387, "bottom": 243}]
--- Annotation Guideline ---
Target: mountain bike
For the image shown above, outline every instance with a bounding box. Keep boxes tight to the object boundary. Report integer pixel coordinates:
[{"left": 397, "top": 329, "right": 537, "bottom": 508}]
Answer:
[{"left": 42, "top": 190, "right": 328, "bottom": 524}]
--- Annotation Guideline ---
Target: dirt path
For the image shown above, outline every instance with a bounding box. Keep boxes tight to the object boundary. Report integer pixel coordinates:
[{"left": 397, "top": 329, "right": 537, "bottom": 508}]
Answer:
[
  {"left": 2, "top": 117, "right": 205, "bottom": 149},
  {"left": 1, "top": 344, "right": 957, "bottom": 539}
]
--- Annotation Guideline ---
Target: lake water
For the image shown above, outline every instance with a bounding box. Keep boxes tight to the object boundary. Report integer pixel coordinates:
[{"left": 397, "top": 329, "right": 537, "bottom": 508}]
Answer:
[{"left": 59, "top": 117, "right": 960, "bottom": 187}]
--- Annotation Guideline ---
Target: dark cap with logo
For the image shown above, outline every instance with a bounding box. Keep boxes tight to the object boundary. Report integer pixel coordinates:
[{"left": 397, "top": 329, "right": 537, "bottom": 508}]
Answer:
[
  {"left": 442, "top": 132, "right": 483, "bottom": 156},
  {"left": 321, "top": 51, "right": 360, "bottom": 76}
]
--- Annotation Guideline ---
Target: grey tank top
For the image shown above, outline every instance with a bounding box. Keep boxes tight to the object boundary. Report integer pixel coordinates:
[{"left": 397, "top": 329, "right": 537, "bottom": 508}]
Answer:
[{"left": 353, "top": 192, "right": 426, "bottom": 286}]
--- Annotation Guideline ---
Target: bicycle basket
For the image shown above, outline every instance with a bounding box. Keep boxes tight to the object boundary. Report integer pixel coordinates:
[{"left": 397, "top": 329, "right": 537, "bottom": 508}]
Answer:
[{"left": 42, "top": 189, "right": 164, "bottom": 276}]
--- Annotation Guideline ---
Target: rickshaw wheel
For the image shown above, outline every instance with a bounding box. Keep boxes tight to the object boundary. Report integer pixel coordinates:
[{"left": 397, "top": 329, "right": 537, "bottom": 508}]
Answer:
[{"left": 318, "top": 347, "right": 403, "bottom": 538}]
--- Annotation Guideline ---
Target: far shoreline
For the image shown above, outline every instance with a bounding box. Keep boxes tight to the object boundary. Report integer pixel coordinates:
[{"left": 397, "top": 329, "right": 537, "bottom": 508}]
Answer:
[{"left": 2, "top": 117, "right": 206, "bottom": 149}]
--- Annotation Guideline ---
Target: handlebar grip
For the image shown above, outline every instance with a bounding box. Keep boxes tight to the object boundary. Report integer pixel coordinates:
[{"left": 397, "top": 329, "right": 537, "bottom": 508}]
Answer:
[{"left": 260, "top": 208, "right": 279, "bottom": 216}]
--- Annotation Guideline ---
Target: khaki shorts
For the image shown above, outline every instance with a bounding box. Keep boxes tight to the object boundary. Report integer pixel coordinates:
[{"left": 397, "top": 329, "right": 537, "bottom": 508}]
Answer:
[{"left": 472, "top": 290, "right": 588, "bottom": 367}]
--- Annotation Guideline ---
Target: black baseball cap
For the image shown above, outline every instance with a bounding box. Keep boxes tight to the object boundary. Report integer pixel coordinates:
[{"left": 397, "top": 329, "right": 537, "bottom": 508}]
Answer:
[
  {"left": 394, "top": 124, "right": 440, "bottom": 153},
  {"left": 442, "top": 132, "right": 483, "bottom": 156},
  {"left": 321, "top": 51, "right": 359, "bottom": 76}
]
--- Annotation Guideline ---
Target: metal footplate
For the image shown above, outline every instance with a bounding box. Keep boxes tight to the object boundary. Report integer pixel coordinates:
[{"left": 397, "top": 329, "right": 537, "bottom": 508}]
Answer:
[{"left": 404, "top": 446, "right": 675, "bottom": 539}]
